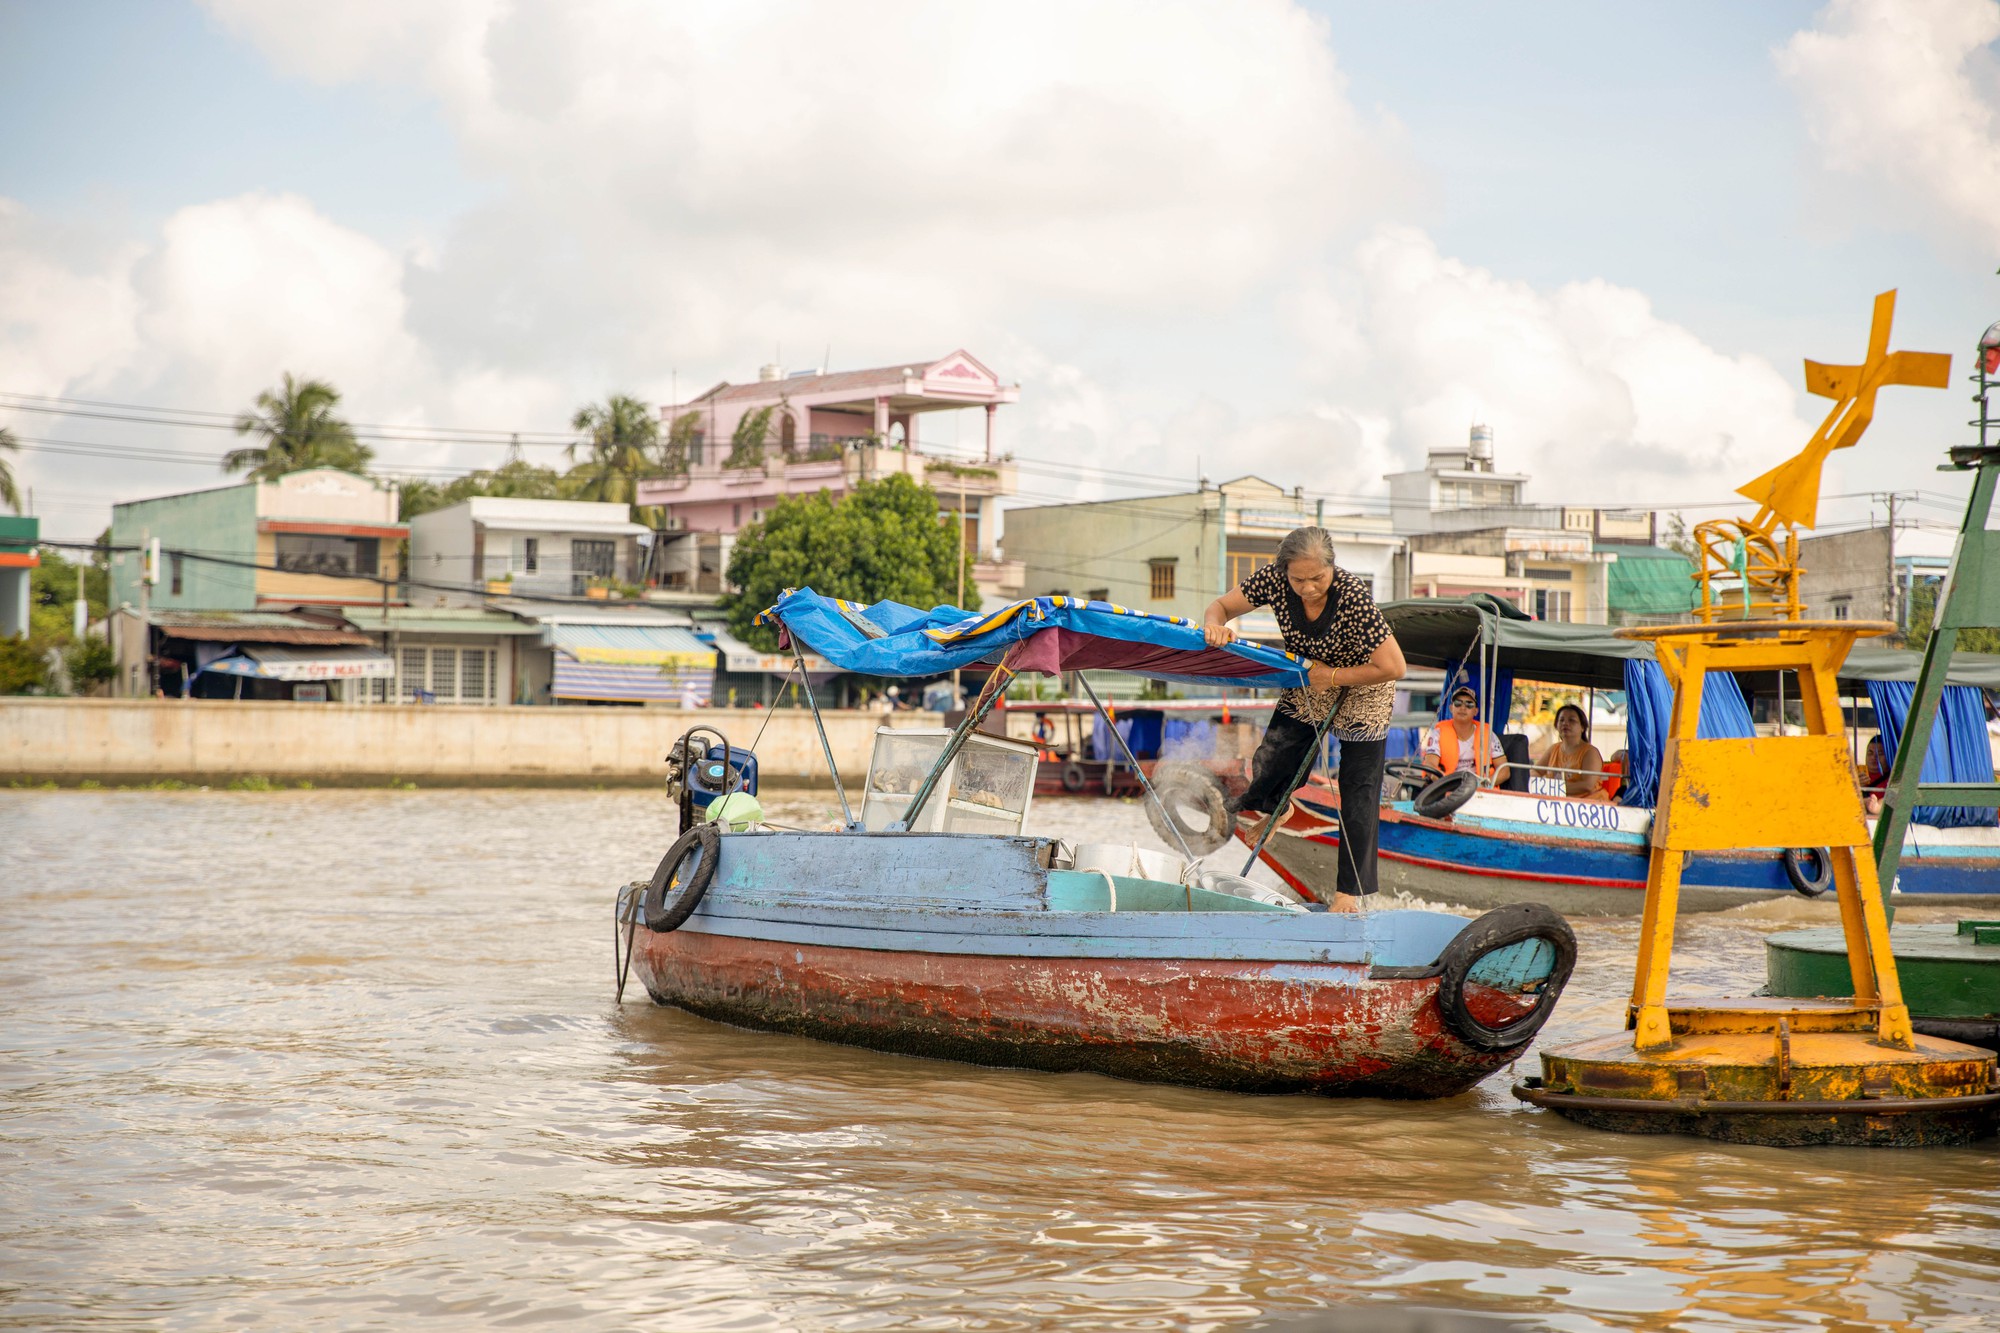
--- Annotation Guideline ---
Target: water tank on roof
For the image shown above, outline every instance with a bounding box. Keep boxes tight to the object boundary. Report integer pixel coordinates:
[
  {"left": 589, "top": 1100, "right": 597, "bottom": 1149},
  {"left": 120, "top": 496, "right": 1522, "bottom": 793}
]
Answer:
[
  {"left": 759, "top": 363, "right": 784, "bottom": 382},
  {"left": 1468, "top": 423, "right": 1494, "bottom": 470}
]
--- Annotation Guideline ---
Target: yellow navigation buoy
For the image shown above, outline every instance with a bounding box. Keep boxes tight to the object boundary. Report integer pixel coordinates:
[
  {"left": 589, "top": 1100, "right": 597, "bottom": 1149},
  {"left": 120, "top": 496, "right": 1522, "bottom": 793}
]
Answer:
[{"left": 1514, "top": 620, "right": 2000, "bottom": 1146}]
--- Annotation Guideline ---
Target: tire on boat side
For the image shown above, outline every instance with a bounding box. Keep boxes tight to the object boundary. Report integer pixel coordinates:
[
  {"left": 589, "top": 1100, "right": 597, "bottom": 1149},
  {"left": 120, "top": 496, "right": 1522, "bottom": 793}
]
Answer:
[
  {"left": 1059, "top": 761, "right": 1090, "bottom": 793},
  {"left": 1146, "top": 762, "right": 1234, "bottom": 856},
  {"left": 1412, "top": 770, "right": 1481, "bottom": 820},
  {"left": 1783, "top": 846, "right": 1832, "bottom": 897},
  {"left": 1434, "top": 902, "right": 1577, "bottom": 1053},
  {"left": 643, "top": 822, "right": 722, "bottom": 933}
]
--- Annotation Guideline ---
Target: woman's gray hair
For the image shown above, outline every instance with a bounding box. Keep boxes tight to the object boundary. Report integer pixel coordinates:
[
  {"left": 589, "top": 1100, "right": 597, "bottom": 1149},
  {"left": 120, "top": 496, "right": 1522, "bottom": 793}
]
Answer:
[{"left": 1276, "top": 526, "right": 1339, "bottom": 573}]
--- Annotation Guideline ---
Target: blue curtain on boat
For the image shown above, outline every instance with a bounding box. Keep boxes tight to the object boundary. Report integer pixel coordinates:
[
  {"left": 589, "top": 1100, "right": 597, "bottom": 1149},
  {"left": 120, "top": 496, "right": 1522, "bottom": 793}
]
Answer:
[
  {"left": 1618, "top": 659, "right": 1755, "bottom": 808},
  {"left": 1866, "top": 681, "right": 1998, "bottom": 828}
]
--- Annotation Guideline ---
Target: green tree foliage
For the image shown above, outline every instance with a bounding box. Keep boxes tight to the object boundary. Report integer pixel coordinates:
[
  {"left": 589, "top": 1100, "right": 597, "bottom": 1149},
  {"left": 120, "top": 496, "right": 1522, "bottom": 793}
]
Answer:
[
  {"left": 0, "top": 635, "right": 47, "bottom": 694},
  {"left": 0, "top": 425, "right": 22, "bottom": 513},
  {"left": 1904, "top": 579, "right": 2000, "bottom": 654},
  {"left": 661, "top": 410, "right": 701, "bottom": 476},
  {"left": 63, "top": 636, "right": 116, "bottom": 693},
  {"left": 398, "top": 458, "right": 567, "bottom": 520},
  {"left": 725, "top": 406, "right": 776, "bottom": 470},
  {"left": 724, "top": 473, "right": 980, "bottom": 648},
  {"left": 32, "top": 548, "right": 108, "bottom": 626},
  {"left": 563, "top": 394, "right": 659, "bottom": 504},
  {"left": 224, "top": 374, "right": 374, "bottom": 480}
]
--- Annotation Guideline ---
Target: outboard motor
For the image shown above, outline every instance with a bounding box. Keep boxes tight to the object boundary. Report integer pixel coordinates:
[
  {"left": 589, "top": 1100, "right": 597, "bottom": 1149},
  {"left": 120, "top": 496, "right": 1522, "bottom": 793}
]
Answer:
[
  {"left": 688, "top": 745, "right": 758, "bottom": 811},
  {"left": 664, "top": 726, "right": 757, "bottom": 832}
]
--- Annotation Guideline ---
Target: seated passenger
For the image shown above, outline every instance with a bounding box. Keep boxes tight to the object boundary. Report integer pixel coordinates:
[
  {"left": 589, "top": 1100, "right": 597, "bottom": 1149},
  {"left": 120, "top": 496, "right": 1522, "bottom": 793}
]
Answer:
[
  {"left": 1599, "top": 749, "right": 1627, "bottom": 802},
  {"left": 1538, "top": 703, "right": 1606, "bottom": 800},
  {"left": 1422, "top": 685, "right": 1510, "bottom": 787},
  {"left": 1861, "top": 734, "right": 1888, "bottom": 816}
]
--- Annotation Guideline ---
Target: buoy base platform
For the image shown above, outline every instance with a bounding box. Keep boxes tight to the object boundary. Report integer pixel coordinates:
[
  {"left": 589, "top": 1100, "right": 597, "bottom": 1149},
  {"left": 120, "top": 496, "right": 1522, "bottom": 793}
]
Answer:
[{"left": 1513, "top": 1000, "right": 2000, "bottom": 1147}]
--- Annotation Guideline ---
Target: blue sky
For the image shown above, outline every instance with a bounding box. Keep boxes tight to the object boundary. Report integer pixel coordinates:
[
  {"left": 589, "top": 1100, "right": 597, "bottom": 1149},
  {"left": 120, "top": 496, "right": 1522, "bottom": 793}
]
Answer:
[{"left": 2, "top": 0, "right": 1994, "bottom": 540}]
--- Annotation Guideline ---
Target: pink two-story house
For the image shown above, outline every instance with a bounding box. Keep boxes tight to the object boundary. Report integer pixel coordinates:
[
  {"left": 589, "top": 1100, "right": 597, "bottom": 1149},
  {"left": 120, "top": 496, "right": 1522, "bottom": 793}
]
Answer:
[{"left": 635, "top": 351, "right": 1024, "bottom": 604}]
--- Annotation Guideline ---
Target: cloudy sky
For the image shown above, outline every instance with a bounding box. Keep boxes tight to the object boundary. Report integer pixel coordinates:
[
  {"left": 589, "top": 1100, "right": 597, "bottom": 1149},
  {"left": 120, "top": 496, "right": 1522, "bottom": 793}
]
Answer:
[{"left": 2, "top": 0, "right": 1996, "bottom": 543}]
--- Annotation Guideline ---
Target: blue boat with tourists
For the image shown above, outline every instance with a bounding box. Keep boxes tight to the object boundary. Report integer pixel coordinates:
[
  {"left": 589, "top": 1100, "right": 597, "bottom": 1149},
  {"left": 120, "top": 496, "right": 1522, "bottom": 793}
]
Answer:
[
  {"left": 1151, "top": 596, "right": 2000, "bottom": 915},
  {"left": 618, "top": 591, "right": 1576, "bottom": 1097}
]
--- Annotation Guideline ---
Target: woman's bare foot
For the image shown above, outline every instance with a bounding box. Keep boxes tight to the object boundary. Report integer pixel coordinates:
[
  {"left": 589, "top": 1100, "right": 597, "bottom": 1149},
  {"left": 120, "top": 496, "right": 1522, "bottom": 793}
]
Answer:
[{"left": 1332, "top": 892, "right": 1364, "bottom": 913}]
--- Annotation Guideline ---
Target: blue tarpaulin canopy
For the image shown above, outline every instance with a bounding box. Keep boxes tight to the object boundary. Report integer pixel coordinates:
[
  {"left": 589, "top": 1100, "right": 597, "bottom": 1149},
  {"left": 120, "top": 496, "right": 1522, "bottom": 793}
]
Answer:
[{"left": 761, "top": 590, "right": 1313, "bottom": 690}]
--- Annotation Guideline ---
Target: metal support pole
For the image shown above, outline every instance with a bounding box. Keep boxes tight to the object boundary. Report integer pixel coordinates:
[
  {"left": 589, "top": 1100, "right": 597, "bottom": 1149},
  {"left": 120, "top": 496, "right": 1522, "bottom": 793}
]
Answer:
[
  {"left": 1240, "top": 692, "right": 1346, "bottom": 877},
  {"left": 793, "top": 643, "right": 856, "bottom": 827},
  {"left": 1075, "top": 673, "right": 1201, "bottom": 866}
]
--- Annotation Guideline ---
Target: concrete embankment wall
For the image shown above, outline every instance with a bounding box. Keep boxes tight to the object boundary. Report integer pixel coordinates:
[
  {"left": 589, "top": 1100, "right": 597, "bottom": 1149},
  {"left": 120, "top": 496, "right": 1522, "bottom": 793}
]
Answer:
[{"left": 0, "top": 698, "right": 942, "bottom": 787}]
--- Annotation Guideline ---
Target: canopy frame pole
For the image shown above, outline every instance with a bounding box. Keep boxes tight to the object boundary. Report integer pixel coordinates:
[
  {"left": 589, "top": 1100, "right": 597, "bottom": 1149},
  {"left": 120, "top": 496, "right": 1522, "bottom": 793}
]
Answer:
[
  {"left": 791, "top": 642, "right": 856, "bottom": 828},
  {"left": 1240, "top": 690, "right": 1347, "bottom": 878},
  {"left": 1076, "top": 673, "right": 1202, "bottom": 867},
  {"left": 897, "top": 666, "right": 1016, "bottom": 831}
]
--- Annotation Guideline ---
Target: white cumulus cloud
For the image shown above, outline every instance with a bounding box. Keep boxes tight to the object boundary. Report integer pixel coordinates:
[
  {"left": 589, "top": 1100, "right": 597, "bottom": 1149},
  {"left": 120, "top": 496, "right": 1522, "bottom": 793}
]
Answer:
[
  {"left": 1778, "top": 0, "right": 2000, "bottom": 254},
  {"left": 1290, "top": 227, "right": 1815, "bottom": 509}
]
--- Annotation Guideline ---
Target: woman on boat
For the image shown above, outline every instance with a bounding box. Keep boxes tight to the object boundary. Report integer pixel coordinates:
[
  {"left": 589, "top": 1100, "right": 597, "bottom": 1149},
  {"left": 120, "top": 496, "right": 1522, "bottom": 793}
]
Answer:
[
  {"left": 1538, "top": 702, "right": 1606, "bottom": 800},
  {"left": 1202, "top": 526, "right": 1407, "bottom": 910},
  {"left": 1422, "top": 684, "right": 1510, "bottom": 787}
]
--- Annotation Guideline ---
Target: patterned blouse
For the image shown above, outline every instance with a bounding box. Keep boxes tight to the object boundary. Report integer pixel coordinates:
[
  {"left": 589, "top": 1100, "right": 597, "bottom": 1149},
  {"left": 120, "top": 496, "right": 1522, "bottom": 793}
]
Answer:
[{"left": 1238, "top": 562, "right": 1396, "bottom": 742}]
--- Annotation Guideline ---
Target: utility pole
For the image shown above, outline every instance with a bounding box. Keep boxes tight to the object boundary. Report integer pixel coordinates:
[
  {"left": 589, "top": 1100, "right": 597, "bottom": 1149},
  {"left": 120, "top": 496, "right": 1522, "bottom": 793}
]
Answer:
[
  {"left": 952, "top": 472, "right": 967, "bottom": 706},
  {"left": 1885, "top": 491, "right": 1901, "bottom": 630}
]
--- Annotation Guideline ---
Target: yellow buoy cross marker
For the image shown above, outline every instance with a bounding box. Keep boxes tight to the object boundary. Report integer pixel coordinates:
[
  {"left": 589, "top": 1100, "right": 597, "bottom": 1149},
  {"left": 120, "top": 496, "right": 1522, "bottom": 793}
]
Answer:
[
  {"left": 1693, "top": 290, "right": 1950, "bottom": 624},
  {"left": 1736, "top": 289, "right": 1952, "bottom": 532}
]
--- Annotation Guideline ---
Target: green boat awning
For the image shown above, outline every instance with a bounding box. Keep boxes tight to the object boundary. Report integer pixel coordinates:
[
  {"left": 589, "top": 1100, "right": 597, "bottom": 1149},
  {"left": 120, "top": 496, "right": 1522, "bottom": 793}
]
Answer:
[{"left": 1380, "top": 595, "right": 2000, "bottom": 695}]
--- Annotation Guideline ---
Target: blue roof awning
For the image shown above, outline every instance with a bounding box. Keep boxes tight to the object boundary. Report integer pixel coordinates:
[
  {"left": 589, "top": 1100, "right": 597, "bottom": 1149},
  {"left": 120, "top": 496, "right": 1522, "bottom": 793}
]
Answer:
[{"left": 761, "top": 590, "right": 1312, "bottom": 689}]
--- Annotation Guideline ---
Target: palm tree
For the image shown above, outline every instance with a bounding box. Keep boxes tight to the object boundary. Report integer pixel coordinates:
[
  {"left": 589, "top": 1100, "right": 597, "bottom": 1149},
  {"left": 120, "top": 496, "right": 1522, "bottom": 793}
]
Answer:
[
  {"left": 0, "top": 426, "right": 21, "bottom": 514},
  {"left": 563, "top": 394, "right": 659, "bottom": 504},
  {"left": 224, "top": 374, "right": 373, "bottom": 480}
]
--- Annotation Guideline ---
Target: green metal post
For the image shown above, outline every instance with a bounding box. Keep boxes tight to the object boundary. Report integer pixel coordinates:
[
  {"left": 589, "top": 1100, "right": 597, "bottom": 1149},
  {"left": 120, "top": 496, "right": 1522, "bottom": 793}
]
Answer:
[{"left": 1875, "top": 357, "right": 2000, "bottom": 918}]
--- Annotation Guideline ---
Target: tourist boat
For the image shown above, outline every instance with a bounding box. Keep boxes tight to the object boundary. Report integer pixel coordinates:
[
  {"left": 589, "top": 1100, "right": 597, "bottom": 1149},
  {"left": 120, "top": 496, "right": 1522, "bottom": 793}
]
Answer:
[
  {"left": 1173, "top": 596, "right": 2000, "bottom": 915},
  {"left": 619, "top": 592, "right": 1576, "bottom": 1098}
]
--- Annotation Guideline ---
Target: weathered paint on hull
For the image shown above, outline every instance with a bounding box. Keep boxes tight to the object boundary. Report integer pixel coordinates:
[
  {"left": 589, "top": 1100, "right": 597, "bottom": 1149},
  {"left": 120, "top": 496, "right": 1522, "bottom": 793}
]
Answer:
[{"left": 633, "top": 928, "right": 1513, "bottom": 1099}]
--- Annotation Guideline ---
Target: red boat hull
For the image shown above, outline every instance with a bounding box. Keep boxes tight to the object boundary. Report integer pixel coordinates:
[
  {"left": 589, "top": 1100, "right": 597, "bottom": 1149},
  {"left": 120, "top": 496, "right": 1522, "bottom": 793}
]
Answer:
[{"left": 634, "top": 927, "right": 1519, "bottom": 1098}]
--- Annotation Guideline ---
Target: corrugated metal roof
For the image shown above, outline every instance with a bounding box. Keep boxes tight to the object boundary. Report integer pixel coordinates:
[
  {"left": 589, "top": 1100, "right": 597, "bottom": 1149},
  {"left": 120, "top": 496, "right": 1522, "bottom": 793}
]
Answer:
[{"left": 150, "top": 610, "right": 370, "bottom": 646}]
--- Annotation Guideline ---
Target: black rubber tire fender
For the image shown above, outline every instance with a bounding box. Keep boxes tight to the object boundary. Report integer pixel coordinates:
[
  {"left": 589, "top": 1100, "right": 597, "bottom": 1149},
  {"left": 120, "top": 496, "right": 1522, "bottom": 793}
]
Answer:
[
  {"left": 1146, "top": 762, "right": 1235, "bottom": 856},
  {"left": 643, "top": 822, "right": 722, "bottom": 933},
  {"left": 1412, "top": 769, "right": 1481, "bottom": 820},
  {"left": 1783, "top": 846, "right": 1833, "bottom": 898},
  {"left": 1433, "top": 902, "right": 1577, "bottom": 1053},
  {"left": 1385, "top": 760, "right": 1446, "bottom": 800},
  {"left": 1059, "top": 761, "right": 1090, "bottom": 793}
]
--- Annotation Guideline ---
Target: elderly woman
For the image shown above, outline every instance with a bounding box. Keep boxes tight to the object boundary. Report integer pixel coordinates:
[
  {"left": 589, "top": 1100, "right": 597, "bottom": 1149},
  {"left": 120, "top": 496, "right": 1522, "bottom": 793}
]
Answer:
[{"left": 1202, "top": 526, "right": 1407, "bottom": 910}]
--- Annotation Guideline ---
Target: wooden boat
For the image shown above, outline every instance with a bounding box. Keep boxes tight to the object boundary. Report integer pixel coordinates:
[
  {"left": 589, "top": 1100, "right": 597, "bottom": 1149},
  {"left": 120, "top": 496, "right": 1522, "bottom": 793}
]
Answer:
[
  {"left": 619, "top": 591, "right": 1576, "bottom": 1098},
  {"left": 1182, "top": 596, "right": 2000, "bottom": 916}
]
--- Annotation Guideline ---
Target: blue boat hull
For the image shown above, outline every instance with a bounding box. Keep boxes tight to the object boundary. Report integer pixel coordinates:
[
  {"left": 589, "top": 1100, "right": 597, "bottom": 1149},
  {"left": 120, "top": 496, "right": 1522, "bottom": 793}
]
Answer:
[{"left": 1247, "top": 789, "right": 2000, "bottom": 915}]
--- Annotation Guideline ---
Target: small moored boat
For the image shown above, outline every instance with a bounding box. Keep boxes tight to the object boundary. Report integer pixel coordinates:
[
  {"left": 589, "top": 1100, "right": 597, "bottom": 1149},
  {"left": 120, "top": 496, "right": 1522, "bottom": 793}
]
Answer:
[{"left": 619, "top": 591, "right": 1576, "bottom": 1098}]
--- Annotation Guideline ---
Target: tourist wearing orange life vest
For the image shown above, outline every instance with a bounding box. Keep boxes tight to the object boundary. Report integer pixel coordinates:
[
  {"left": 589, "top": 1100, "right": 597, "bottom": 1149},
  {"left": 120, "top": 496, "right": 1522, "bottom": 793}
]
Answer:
[{"left": 1421, "top": 684, "right": 1511, "bottom": 787}]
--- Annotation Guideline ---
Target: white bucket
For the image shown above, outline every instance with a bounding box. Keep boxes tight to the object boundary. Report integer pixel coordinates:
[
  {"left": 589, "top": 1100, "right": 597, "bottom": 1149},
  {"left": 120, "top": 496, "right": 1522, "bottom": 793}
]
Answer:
[{"left": 1072, "top": 841, "right": 1185, "bottom": 885}]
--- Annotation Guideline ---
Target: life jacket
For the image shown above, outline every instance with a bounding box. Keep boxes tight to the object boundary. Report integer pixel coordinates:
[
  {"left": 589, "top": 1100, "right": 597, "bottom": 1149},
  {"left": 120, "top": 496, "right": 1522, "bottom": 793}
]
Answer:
[
  {"left": 1600, "top": 758, "right": 1624, "bottom": 801},
  {"left": 1436, "top": 722, "right": 1495, "bottom": 777}
]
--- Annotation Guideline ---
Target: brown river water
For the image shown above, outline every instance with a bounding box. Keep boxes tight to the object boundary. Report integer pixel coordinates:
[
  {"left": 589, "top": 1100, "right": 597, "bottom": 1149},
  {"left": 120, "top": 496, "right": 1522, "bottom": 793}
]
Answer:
[{"left": 4, "top": 787, "right": 1998, "bottom": 1331}]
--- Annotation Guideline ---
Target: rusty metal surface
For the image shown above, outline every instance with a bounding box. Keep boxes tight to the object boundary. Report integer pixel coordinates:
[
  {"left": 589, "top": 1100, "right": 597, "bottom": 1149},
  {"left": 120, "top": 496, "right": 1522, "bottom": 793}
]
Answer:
[
  {"left": 1513, "top": 1078, "right": 2000, "bottom": 1147},
  {"left": 633, "top": 928, "right": 1515, "bottom": 1099},
  {"left": 1522, "top": 1027, "right": 2000, "bottom": 1146}
]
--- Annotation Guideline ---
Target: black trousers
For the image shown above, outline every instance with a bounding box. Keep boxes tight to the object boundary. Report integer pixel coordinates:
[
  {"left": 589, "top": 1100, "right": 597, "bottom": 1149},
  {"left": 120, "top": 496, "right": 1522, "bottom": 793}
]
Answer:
[{"left": 1240, "top": 712, "right": 1386, "bottom": 897}]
